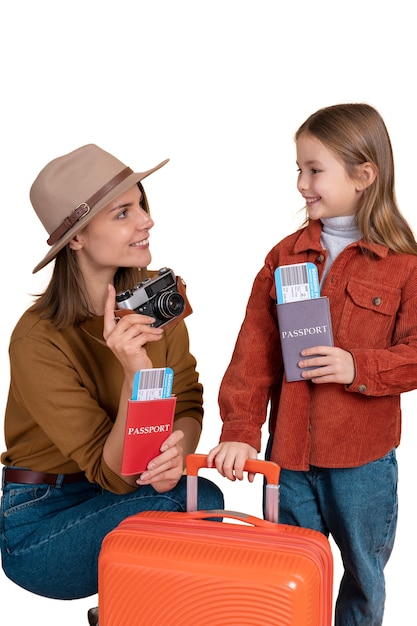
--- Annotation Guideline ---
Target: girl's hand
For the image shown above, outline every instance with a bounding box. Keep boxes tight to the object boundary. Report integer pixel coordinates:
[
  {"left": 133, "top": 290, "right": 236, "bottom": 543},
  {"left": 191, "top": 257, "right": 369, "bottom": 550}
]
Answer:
[
  {"left": 136, "top": 429, "right": 185, "bottom": 493},
  {"left": 207, "top": 442, "right": 258, "bottom": 482},
  {"left": 103, "top": 284, "right": 163, "bottom": 375},
  {"left": 298, "top": 345, "right": 355, "bottom": 384}
]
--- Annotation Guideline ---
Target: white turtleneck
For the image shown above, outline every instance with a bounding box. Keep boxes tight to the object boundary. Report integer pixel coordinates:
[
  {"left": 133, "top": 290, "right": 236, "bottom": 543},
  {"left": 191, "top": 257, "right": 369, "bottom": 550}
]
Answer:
[{"left": 320, "top": 215, "right": 362, "bottom": 285}]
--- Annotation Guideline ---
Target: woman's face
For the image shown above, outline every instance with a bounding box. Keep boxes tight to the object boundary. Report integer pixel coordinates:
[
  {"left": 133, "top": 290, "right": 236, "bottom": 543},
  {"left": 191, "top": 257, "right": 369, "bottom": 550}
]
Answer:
[{"left": 70, "top": 184, "right": 154, "bottom": 276}]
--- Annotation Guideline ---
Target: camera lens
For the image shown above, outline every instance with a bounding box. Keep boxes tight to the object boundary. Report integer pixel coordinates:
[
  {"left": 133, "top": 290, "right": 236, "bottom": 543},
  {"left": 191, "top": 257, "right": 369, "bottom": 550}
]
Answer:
[{"left": 154, "top": 292, "right": 185, "bottom": 320}]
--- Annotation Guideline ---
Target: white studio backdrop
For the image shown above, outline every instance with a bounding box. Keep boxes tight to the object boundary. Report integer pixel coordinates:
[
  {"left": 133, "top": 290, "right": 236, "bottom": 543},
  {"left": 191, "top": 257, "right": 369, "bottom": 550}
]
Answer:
[{"left": 1, "top": 2, "right": 415, "bottom": 624}]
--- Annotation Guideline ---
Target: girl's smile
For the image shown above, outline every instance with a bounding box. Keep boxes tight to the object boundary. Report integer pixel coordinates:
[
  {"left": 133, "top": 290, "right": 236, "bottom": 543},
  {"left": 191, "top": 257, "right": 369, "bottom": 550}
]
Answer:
[{"left": 130, "top": 237, "right": 149, "bottom": 248}]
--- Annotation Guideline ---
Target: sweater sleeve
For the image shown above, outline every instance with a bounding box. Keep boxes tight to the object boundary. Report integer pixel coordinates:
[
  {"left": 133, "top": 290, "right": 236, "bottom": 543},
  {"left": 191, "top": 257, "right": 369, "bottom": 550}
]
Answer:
[{"left": 160, "top": 320, "right": 203, "bottom": 425}]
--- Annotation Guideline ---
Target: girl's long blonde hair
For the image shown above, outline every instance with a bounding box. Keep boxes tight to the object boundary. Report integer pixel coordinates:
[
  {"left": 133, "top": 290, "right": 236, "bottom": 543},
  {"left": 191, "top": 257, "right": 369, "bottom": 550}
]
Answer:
[{"left": 295, "top": 103, "right": 417, "bottom": 255}]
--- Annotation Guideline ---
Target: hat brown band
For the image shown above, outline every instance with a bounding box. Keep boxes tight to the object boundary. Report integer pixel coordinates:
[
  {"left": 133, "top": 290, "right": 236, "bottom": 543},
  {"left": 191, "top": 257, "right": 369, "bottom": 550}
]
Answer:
[{"left": 47, "top": 166, "right": 133, "bottom": 246}]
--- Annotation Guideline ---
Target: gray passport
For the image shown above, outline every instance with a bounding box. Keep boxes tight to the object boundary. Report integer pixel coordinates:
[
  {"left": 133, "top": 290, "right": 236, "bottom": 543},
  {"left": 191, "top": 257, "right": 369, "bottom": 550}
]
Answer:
[{"left": 276, "top": 297, "right": 334, "bottom": 382}]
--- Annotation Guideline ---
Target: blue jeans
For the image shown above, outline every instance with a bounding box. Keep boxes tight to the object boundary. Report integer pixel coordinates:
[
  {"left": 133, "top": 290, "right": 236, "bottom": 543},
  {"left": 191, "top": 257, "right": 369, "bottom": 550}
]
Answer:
[
  {"left": 265, "top": 439, "right": 398, "bottom": 626},
  {"left": 0, "top": 469, "right": 224, "bottom": 600}
]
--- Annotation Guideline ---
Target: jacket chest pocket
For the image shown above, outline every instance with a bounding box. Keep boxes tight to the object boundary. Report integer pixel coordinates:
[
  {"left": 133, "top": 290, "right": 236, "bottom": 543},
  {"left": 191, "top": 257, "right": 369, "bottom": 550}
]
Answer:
[{"left": 337, "top": 279, "right": 400, "bottom": 348}]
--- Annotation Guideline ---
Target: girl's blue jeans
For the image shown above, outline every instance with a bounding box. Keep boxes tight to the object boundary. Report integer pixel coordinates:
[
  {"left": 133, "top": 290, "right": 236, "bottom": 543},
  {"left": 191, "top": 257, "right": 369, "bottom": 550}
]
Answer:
[
  {"left": 266, "top": 439, "right": 398, "bottom": 626},
  {"left": 0, "top": 470, "right": 224, "bottom": 600}
]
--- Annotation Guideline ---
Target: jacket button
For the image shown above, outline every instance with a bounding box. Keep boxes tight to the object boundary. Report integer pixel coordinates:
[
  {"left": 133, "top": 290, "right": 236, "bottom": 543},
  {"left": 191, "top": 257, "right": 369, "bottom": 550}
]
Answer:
[
  {"left": 373, "top": 297, "right": 382, "bottom": 306},
  {"left": 358, "top": 384, "right": 367, "bottom": 393},
  {"left": 317, "top": 254, "right": 325, "bottom": 263}
]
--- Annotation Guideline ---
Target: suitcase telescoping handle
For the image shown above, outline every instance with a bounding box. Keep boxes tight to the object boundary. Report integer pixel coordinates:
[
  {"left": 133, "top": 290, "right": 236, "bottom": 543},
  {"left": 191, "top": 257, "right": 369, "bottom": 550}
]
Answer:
[{"left": 186, "top": 453, "right": 281, "bottom": 524}]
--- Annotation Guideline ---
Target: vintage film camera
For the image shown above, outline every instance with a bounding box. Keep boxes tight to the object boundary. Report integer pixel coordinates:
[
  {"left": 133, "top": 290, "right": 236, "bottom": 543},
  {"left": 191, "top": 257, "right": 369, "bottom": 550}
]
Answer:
[{"left": 116, "top": 268, "right": 189, "bottom": 328}]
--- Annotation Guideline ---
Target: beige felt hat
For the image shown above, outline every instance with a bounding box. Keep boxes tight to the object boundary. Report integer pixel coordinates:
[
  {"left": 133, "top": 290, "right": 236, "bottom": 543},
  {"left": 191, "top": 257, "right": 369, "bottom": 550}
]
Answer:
[{"left": 30, "top": 144, "right": 169, "bottom": 273}]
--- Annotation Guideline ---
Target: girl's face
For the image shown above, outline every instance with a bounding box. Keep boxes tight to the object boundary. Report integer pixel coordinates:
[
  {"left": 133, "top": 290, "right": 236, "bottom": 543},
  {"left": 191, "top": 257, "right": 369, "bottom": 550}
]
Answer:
[
  {"left": 296, "top": 132, "right": 363, "bottom": 220},
  {"left": 70, "top": 184, "right": 154, "bottom": 278}
]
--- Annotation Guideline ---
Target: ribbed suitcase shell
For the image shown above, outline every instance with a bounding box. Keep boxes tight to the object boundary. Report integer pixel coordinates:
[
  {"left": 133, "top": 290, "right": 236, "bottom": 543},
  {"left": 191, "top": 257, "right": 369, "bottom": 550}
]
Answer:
[{"left": 98, "top": 455, "right": 333, "bottom": 626}]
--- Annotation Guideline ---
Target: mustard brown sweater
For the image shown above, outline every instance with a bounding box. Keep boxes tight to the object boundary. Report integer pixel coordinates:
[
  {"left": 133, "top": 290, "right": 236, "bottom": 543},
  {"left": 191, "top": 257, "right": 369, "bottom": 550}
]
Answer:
[{"left": 1, "top": 310, "right": 203, "bottom": 493}]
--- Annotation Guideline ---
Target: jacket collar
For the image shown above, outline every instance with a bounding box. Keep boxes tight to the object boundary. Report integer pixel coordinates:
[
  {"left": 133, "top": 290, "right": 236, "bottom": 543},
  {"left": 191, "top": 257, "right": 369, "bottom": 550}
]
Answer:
[{"left": 293, "top": 219, "right": 389, "bottom": 259}]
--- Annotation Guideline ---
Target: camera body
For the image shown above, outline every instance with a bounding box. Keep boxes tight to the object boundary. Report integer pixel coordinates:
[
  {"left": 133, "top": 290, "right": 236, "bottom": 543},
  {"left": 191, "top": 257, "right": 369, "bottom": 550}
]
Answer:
[{"left": 116, "top": 268, "right": 186, "bottom": 328}]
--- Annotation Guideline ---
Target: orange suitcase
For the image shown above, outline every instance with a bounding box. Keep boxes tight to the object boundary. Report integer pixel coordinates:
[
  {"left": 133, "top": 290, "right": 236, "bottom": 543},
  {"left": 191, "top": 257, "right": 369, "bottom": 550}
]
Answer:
[{"left": 98, "top": 454, "right": 333, "bottom": 626}]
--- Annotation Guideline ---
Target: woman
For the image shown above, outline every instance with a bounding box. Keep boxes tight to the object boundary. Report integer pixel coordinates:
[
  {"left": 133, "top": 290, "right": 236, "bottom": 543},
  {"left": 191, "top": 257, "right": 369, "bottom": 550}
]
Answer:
[{"left": 0, "top": 144, "right": 223, "bottom": 605}]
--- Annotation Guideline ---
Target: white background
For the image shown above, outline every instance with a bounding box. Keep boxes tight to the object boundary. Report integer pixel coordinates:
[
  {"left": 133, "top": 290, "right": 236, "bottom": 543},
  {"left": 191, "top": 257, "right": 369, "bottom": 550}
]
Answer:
[{"left": 1, "top": 2, "right": 416, "bottom": 624}]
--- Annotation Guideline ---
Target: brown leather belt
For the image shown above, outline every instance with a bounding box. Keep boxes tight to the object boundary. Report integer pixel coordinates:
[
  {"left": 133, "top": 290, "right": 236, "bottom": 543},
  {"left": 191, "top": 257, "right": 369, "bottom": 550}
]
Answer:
[{"left": 4, "top": 468, "right": 86, "bottom": 485}]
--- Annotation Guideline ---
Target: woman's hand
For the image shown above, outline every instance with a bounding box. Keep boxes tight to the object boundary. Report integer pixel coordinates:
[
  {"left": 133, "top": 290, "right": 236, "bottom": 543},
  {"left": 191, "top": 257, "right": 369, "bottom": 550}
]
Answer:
[
  {"left": 136, "top": 429, "right": 185, "bottom": 493},
  {"left": 207, "top": 442, "right": 258, "bottom": 482},
  {"left": 298, "top": 345, "right": 355, "bottom": 384},
  {"left": 103, "top": 284, "right": 163, "bottom": 376}
]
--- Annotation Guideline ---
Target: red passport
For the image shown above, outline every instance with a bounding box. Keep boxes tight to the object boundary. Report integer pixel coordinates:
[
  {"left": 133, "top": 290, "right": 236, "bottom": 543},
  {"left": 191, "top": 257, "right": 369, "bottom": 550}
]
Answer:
[
  {"left": 277, "top": 297, "right": 334, "bottom": 382},
  {"left": 121, "top": 397, "right": 176, "bottom": 475}
]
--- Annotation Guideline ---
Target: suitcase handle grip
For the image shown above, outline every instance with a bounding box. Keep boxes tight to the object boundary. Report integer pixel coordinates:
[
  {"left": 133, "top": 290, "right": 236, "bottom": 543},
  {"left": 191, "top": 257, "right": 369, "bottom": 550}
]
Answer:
[
  {"left": 186, "top": 454, "right": 280, "bottom": 523},
  {"left": 180, "top": 509, "right": 277, "bottom": 529},
  {"left": 186, "top": 453, "right": 280, "bottom": 485}
]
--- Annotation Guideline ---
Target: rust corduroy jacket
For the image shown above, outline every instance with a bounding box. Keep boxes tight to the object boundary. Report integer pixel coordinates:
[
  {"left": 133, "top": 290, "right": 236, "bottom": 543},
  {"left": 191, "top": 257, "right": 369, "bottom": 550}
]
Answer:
[{"left": 219, "top": 219, "right": 417, "bottom": 470}]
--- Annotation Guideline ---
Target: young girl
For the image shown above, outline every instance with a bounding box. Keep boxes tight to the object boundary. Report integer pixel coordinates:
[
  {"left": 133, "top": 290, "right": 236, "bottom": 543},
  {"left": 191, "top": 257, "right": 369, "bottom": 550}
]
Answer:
[
  {"left": 0, "top": 144, "right": 224, "bottom": 608},
  {"left": 208, "top": 103, "right": 417, "bottom": 625}
]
